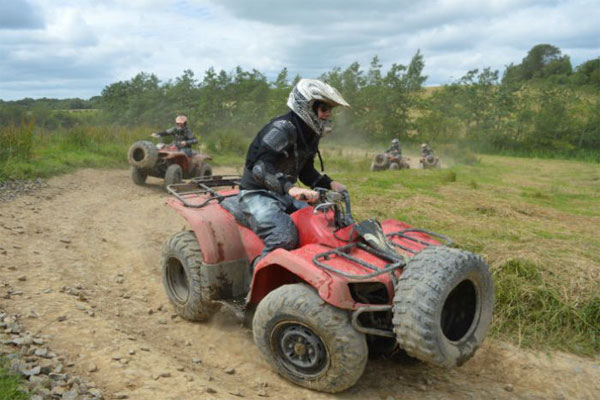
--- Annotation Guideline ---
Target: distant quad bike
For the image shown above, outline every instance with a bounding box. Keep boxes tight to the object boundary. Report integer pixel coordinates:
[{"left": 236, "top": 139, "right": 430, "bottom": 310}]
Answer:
[
  {"left": 161, "top": 176, "right": 494, "bottom": 393},
  {"left": 370, "top": 152, "right": 410, "bottom": 171},
  {"left": 420, "top": 154, "right": 441, "bottom": 169},
  {"left": 127, "top": 140, "right": 212, "bottom": 187}
]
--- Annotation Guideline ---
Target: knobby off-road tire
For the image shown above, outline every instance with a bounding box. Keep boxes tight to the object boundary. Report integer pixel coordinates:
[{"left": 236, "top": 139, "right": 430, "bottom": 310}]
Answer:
[
  {"left": 423, "top": 155, "right": 439, "bottom": 168},
  {"left": 128, "top": 140, "right": 158, "bottom": 169},
  {"left": 253, "top": 284, "right": 368, "bottom": 393},
  {"left": 373, "top": 153, "right": 389, "bottom": 169},
  {"left": 392, "top": 246, "right": 493, "bottom": 368},
  {"left": 130, "top": 167, "right": 147, "bottom": 185},
  {"left": 164, "top": 163, "right": 183, "bottom": 187},
  {"left": 389, "top": 162, "right": 400, "bottom": 170},
  {"left": 161, "top": 231, "right": 219, "bottom": 321},
  {"left": 195, "top": 163, "right": 212, "bottom": 178}
]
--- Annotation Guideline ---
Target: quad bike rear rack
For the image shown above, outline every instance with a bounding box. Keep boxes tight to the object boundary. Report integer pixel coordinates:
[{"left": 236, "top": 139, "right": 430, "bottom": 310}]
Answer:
[{"left": 166, "top": 175, "right": 241, "bottom": 208}]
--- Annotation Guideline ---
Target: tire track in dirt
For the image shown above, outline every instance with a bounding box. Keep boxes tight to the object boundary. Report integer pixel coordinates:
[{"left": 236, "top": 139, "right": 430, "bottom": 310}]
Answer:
[{"left": 1, "top": 168, "right": 598, "bottom": 399}]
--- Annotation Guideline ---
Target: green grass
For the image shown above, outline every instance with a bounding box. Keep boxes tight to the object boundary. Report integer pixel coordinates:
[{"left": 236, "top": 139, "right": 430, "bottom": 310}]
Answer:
[
  {"left": 320, "top": 149, "right": 600, "bottom": 356},
  {"left": 0, "top": 357, "right": 28, "bottom": 400}
]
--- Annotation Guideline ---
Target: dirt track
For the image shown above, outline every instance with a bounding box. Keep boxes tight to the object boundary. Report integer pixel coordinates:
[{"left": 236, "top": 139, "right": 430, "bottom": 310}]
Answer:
[{"left": 1, "top": 168, "right": 599, "bottom": 400}]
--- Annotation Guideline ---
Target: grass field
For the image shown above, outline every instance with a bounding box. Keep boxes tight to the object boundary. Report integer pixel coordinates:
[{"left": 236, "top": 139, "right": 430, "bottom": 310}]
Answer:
[{"left": 321, "top": 146, "right": 600, "bottom": 355}]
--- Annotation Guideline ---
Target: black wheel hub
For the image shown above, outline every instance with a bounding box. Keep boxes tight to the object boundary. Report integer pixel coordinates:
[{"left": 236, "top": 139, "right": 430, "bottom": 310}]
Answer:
[
  {"left": 441, "top": 279, "right": 477, "bottom": 341},
  {"left": 272, "top": 322, "right": 328, "bottom": 378},
  {"left": 166, "top": 259, "right": 189, "bottom": 304},
  {"left": 133, "top": 148, "right": 145, "bottom": 162}
]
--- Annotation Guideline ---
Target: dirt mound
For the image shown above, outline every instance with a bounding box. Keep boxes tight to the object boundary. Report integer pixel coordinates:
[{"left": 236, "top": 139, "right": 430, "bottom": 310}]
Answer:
[{"left": 1, "top": 169, "right": 598, "bottom": 399}]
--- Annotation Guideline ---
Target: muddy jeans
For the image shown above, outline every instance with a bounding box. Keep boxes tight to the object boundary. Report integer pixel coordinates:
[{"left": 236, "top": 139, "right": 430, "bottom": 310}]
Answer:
[{"left": 238, "top": 190, "right": 308, "bottom": 267}]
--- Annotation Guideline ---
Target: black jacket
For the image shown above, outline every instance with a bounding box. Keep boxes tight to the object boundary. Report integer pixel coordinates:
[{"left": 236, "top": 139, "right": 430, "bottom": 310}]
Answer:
[
  {"left": 157, "top": 126, "right": 197, "bottom": 149},
  {"left": 240, "top": 111, "right": 332, "bottom": 194}
]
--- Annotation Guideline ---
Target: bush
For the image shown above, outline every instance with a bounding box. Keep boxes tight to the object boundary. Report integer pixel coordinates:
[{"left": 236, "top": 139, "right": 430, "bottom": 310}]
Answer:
[
  {"left": 0, "top": 122, "right": 33, "bottom": 162},
  {"left": 204, "top": 128, "right": 250, "bottom": 154}
]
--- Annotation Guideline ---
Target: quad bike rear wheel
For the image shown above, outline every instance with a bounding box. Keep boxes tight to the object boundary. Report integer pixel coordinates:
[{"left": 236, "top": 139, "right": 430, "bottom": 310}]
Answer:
[
  {"left": 253, "top": 283, "right": 368, "bottom": 393},
  {"left": 130, "top": 167, "right": 147, "bottom": 185},
  {"left": 128, "top": 140, "right": 158, "bottom": 169},
  {"left": 164, "top": 163, "right": 183, "bottom": 187},
  {"left": 161, "top": 231, "right": 219, "bottom": 321},
  {"left": 392, "top": 246, "right": 493, "bottom": 367}
]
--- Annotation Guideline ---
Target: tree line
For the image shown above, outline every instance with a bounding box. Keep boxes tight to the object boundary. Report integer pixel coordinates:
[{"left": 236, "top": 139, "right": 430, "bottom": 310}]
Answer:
[{"left": 1, "top": 43, "right": 599, "bottom": 160}]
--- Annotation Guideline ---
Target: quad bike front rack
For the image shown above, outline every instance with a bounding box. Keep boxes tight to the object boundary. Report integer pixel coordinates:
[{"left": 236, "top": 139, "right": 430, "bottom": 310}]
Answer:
[
  {"left": 166, "top": 175, "right": 241, "bottom": 208},
  {"left": 313, "top": 228, "right": 453, "bottom": 282},
  {"left": 313, "top": 228, "right": 454, "bottom": 339}
]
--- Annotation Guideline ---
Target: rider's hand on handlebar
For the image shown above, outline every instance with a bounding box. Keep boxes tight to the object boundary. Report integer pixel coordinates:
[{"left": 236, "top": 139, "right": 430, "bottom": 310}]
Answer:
[
  {"left": 330, "top": 181, "right": 347, "bottom": 193},
  {"left": 150, "top": 133, "right": 160, "bottom": 139},
  {"left": 288, "top": 187, "right": 319, "bottom": 203}
]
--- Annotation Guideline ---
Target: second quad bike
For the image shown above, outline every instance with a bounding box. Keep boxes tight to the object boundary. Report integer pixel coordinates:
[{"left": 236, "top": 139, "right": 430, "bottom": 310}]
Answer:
[
  {"left": 127, "top": 140, "right": 212, "bottom": 187},
  {"left": 161, "top": 176, "right": 494, "bottom": 393},
  {"left": 370, "top": 152, "right": 410, "bottom": 171},
  {"left": 420, "top": 153, "right": 441, "bottom": 169}
]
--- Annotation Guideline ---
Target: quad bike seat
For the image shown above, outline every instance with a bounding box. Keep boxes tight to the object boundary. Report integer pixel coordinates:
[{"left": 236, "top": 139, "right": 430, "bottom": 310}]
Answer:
[{"left": 220, "top": 195, "right": 251, "bottom": 229}]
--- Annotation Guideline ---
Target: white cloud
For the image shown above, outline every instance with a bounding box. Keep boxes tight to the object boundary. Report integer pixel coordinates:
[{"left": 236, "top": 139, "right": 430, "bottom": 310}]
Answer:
[{"left": 0, "top": 0, "right": 598, "bottom": 99}]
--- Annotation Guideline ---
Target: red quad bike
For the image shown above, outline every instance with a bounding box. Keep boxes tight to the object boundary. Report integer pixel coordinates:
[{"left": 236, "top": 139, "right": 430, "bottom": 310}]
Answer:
[
  {"left": 370, "top": 152, "right": 410, "bottom": 171},
  {"left": 127, "top": 139, "right": 212, "bottom": 187},
  {"left": 161, "top": 176, "right": 494, "bottom": 393}
]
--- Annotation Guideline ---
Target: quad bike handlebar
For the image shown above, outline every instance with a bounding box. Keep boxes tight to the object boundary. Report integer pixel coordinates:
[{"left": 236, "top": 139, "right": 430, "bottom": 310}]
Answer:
[{"left": 312, "top": 188, "right": 354, "bottom": 228}]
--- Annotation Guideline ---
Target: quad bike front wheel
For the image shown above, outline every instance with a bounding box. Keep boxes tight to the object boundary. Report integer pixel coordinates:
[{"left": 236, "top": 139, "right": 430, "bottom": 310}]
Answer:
[
  {"left": 392, "top": 246, "right": 494, "bottom": 367},
  {"left": 128, "top": 140, "right": 159, "bottom": 169},
  {"left": 164, "top": 163, "right": 183, "bottom": 187},
  {"left": 253, "top": 284, "right": 368, "bottom": 393},
  {"left": 161, "top": 231, "right": 219, "bottom": 321},
  {"left": 130, "top": 167, "right": 147, "bottom": 185}
]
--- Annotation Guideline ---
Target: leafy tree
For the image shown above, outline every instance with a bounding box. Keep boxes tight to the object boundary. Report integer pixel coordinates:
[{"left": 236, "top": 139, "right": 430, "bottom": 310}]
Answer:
[{"left": 572, "top": 58, "right": 600, "bottom": 87}]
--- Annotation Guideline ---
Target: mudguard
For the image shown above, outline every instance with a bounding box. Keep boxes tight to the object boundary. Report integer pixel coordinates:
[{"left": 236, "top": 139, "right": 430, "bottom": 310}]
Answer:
[{"left": 166, "top": 200, "right": 248, "bottom": 264}]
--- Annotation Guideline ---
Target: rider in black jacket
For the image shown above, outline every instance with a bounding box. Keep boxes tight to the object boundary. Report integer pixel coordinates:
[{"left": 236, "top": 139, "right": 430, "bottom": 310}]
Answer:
[
  {"left": 238, "top": 79, "right": 349, "bottom": 268},
  {"left": 152, "top": 115, "right": 197, "bottom": 156}
]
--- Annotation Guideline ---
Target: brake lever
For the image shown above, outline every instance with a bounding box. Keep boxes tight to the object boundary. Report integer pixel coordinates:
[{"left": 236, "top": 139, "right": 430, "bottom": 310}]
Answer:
[{"left": 314, "top": 203, "right": 336, "bottom": 214}]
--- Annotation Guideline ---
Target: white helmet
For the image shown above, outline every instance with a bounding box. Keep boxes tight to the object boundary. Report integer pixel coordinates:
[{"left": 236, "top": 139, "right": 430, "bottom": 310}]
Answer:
[
  {"left": 175, "top": 115, "right": 188, "bottom": 126},
  {"left": 392, "top": 138, "right": 399, "bottom": 145},
  {"left": 287, "top": 79, "right": 349, "bottom": 136}
]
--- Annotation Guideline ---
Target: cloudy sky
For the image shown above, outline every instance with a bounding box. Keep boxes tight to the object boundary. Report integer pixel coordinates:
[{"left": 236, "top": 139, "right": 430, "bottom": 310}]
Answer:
[{"left": 1, "top": 0, "right": 598, "bottom": 100}]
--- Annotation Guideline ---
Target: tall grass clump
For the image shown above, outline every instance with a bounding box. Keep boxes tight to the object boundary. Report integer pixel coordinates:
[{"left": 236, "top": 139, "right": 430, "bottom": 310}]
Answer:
[
  {"left": 0, "top": 122, "right": 34, "bottom": 162},
  {"left": 205, "top": 128, "right": 251, "bottom": 154},
  {"left": 492, "top": 259, "right": 600, "bottom": 354},
  {"left": 0, "top": 357, "right": 28, "bottom": 400}
]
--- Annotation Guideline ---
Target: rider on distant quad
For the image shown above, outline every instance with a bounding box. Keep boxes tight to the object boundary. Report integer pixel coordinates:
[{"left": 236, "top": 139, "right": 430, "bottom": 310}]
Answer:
[
  {"left": 386, "top": 138, "right": 402, "bottom": 157},
  {"left": 152, "top": 115, "right": 197, "bottom": 156},
  {"left": 421, "top": 143, "right": 434, "bottom": 157},
  {"left": 237, "top": 79, "right": 349, "bottom": 268}
]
